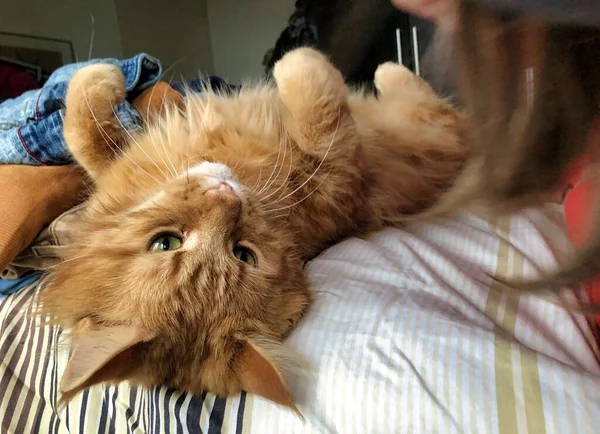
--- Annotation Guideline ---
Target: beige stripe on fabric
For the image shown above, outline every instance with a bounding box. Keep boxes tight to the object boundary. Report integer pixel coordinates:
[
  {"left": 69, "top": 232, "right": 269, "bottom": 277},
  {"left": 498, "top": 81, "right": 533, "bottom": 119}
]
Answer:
[
  {"left": 486, "top": 217, "right": 518, "bottom": 434},
  {"left": 487, "top": 217, "right": 547, "bottom": 434},
  {"left": 513, "top": 250, "right": 546, "bottom": 434}
]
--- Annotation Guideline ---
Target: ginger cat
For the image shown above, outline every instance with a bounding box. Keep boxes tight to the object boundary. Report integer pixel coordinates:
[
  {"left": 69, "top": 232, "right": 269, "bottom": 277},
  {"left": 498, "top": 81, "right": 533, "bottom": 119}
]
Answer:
[{"left": 40, "top": 48, "right": 468, "bottom": 412}]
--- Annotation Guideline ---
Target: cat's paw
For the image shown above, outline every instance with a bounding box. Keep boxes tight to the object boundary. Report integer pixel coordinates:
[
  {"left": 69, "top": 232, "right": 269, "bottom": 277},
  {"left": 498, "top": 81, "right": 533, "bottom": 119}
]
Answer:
[
  {"left": 66, "top": 63, "right": 126, "bottom": 120},
  {"left": 374, "top": 62, "right": 433, "bottom": 97},
  {"left": 273, "top": 48, "right": 346, "bottom": 113}
]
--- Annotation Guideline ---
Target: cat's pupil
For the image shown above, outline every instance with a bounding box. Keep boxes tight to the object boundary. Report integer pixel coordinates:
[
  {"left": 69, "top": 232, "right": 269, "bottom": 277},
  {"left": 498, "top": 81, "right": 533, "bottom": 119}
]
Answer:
[
  {"left": 233, "top": 246, "right": 257, "bottom": 266},
  {"left": 149, "top": 234, "right": 183, "bottom": 252}
]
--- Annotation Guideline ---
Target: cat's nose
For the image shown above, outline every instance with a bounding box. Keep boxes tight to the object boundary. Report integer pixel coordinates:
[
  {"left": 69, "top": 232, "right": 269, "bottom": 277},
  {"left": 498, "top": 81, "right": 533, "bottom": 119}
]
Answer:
[{"left": 206, "top": 182, "right": 238, "bottom": 198}]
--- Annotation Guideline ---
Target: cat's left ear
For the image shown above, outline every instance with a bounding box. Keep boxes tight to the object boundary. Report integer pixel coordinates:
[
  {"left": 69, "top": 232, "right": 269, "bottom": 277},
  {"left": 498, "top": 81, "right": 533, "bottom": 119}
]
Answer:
[
  {"left": 59, "top": 317, "right": 153, "bottom": 404},
  {"left": 234, "top": 340, "right": 301, "bottom": 417}
]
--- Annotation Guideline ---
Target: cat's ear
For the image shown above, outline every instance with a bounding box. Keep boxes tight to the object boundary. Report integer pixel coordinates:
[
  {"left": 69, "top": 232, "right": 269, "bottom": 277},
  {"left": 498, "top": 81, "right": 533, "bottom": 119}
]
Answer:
[
  {"left": 234, "top": 340, "right": 301, "bottom": 417},
  {"left": 59, "top": 317, "right": 152, "bottom": 404},
  {"left": 273, "top": 48, "right": 351, "bottom": 152}
]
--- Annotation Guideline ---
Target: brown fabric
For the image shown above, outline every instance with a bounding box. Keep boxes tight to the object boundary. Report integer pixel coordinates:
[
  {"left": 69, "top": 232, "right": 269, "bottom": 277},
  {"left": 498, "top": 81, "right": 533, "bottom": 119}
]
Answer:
[
  {"left": 0, "top": 165, "right": 86, "bottom": 272},
  {"left": 0, "top": 81, "right": 183, "bottom": 276},
  {"left": 132, "top": 82, "right": 184, "bottom": 122},
  {"left": 4, "top": 204, "right": 86, "bottom": 279}
]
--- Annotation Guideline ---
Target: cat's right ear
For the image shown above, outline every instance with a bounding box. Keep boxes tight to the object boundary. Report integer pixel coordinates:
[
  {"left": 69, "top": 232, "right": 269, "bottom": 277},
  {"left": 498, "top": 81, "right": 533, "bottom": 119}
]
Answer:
[
  {"left": 234, "top": 340, "right": 302, "bottom": 418},
  {"left": 59, "top": 317, "right": 153, "bottom": 405}
]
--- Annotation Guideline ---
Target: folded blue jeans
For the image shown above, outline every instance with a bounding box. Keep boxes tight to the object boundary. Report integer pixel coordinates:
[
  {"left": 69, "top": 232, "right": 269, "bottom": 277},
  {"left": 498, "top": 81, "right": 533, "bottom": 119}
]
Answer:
[{"left": 0, "top": 53, "right": 162, "bottom": 165}]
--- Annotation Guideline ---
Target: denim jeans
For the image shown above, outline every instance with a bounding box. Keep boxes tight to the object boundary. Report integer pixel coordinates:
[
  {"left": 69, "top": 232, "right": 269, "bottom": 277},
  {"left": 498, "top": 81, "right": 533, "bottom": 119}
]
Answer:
[{"left": 0, "top": 53, "right": 162, "bottom": 165}]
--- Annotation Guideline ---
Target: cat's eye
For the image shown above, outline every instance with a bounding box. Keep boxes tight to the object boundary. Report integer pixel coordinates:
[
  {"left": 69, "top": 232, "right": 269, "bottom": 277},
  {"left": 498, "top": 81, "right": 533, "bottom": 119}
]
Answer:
[
  {"left": 233, "top": 245, "right": 257, "bottom": 266},
  {"left": 149, "top": 234, "right": 183, "bottom": 252}
]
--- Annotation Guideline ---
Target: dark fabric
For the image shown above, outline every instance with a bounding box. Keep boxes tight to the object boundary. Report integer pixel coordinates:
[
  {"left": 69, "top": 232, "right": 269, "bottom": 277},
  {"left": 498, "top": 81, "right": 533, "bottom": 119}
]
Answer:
[
  {"left": 266, "top": 0, "right": 409, "bottom": 87},
  {"left": 0, "top": 64, "right": 39, "bottom": 100},
  {"left": 477, "top": 0, "right": 600, "bottom": 26},
  {"left": 171, "top": 76, "right": 239, "bottom": 95},
  {"left": 265, "top": 0, "right": 319, "bottom": 75}
]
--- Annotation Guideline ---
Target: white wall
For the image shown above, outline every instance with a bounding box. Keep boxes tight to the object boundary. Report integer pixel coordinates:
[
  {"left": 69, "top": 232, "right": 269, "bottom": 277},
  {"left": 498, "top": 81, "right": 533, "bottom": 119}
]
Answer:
[
  {"left": 206, "top": 0, "right": 295, "bottom": 83},
  {"left": 114, "top": 0, "right": 214, "bottom": 79},
  {"left": 0, "top": 0, "right": 123, "bottom": 60}
]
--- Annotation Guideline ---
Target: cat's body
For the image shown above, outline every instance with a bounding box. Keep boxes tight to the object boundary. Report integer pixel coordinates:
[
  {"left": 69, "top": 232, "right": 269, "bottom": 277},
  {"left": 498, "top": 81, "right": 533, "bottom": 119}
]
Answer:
[{"left": 40, "top": 48, "right": 467, "bottom": 410}]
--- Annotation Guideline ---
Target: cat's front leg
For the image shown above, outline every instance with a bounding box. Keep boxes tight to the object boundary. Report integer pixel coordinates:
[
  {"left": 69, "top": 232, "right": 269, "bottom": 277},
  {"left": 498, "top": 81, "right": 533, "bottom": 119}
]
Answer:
[
  {"left": 272, "top": 48, "right": 356, "bottom": 158},
  {"left": 63, "top": 64, "right": 127, "bottom": 179}
]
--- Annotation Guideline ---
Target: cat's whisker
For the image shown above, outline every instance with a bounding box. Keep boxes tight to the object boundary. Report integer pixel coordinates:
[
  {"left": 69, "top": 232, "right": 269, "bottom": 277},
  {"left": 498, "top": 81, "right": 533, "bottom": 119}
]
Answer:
[
  {"left": 257, "top": 106, "right": 284, "bottom": 195},
  {"left": 272, "top": 107, "right": 341, "bottom": 205},
  {"left": 47, "top": 254, "right": 91, "bottom": 269},
  {"left": 261, "top": 134, "right": 294, "bottom": 201},
  {"left": 147, "top": 60, "right": 187, "bottom": 179},
  {"left": 266, "top": 168, "right": 332, "bottom": 214},
  {"left": 81, "top": 180, "right": 118, "bottom": 215},
  {"left": 110, "top": 106, "right": 170, "bottom": 180},
  {"left": 157, "top": 116, "right": 179, "bottom": 177},
  {"left": 80, "top": 85, "right": 122, "bottom": 159},
  {"left": 89, "top": 202, "right": 116, "bottom": 215},
  {"left": 87, "top": 13, "right": 95, "bottom": 61},
  {"left": 262, "top": 131, "right": 288, "bottom": 196},
  {"left": 186, "top": 154, "right": 190, "bottom": 184},
  {"left": 144, "top": 89, "right": 176, "bottom": 179},
  {"left": 258, "top": 112, "right": 294, "bottom": 202},
  {"left": 82, "top": 179, "right": 95, "bottom": 195},
  {"left": 259, "top": 106, "right": 289, "bottom": 197},
  {"left": 250, "top": 167, "right": 263, "bottom": 193},
  {"left": 105, "top": 191, "right": 124, "bottom": 208}
]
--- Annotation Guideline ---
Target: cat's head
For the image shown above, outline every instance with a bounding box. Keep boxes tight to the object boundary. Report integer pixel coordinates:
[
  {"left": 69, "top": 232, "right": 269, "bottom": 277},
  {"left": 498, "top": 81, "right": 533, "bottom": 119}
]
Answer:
[{"left": 41, "top": 64, "right": 319, "bottom": 412}]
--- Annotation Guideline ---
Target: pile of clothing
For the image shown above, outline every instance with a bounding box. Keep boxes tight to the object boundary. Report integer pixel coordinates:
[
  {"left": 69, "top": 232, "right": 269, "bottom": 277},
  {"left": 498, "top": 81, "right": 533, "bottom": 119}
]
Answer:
[{"left": 0, "top": 53, "right": 235, "bottom": 295}]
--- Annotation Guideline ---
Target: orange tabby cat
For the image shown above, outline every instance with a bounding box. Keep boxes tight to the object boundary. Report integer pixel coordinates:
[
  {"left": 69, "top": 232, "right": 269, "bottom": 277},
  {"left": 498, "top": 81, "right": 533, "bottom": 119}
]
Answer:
[{"left": 39, "top": 48, "right": 467, "bottom": 412}]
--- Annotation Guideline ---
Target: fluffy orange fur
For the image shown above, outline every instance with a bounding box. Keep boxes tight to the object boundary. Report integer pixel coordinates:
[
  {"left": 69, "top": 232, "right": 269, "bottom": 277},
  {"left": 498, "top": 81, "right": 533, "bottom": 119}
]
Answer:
[{"left": 39, "top": 48, "right": 468, "bottom": 411}]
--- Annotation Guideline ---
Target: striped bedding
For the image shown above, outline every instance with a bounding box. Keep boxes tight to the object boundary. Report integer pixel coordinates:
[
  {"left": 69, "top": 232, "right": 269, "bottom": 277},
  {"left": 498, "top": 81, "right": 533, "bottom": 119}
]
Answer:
[{"left": 1, "top": 205, "right": 600, "bottom": 433}]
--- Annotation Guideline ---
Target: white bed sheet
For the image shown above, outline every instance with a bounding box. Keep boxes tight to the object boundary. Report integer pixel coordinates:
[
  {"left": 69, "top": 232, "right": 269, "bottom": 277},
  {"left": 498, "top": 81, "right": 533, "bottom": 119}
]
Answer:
[{"left": 251, "top": 206, "right": 600, "bottom": 433}]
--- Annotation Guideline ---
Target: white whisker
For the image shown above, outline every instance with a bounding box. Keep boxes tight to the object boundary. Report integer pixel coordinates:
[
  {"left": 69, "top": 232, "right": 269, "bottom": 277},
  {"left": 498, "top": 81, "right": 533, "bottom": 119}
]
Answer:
[
  {"left": 87, "top": 13, "right": 95, "bottom": 61},
  {"left": 262, "top": 129, "right": 288, "bottom": 195},
  {"left": 144, "top": 85, "right": 177, "bottom": 178},
  {"left": 144, "top": 58, "right": 187, "bottom": 178},
  {"left": 273, "top": 106, "right": 341, "bottom": 205},
  {"left": 111, "top": 106, "right": 170, "bottom": 180},
  {"left": 257, "top": 104, "right": 284, "bottom": 195},
  {"left": 250, "top": 167, "right": 263, "bottom": 193},
  {"left": 266, "top": 168, "right": 332, "bottom": 214},
  {"left": 48, "top": 254, "right": 91, "bottom": 269},
  {"left": 80, "top": 85, "right": 161, "bottom": 184},
  {"left": 157, "top": 115, "right": 179, "bottom": 177},
  {"left": 261, "top": 132, "right": 293, "bottom": 201}
]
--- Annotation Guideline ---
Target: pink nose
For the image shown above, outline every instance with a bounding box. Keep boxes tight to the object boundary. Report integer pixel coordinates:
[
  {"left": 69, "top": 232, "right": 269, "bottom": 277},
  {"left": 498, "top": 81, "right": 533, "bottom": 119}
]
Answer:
[{"left": 206, "top": 182, "right": 237, "bottom": 197}]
